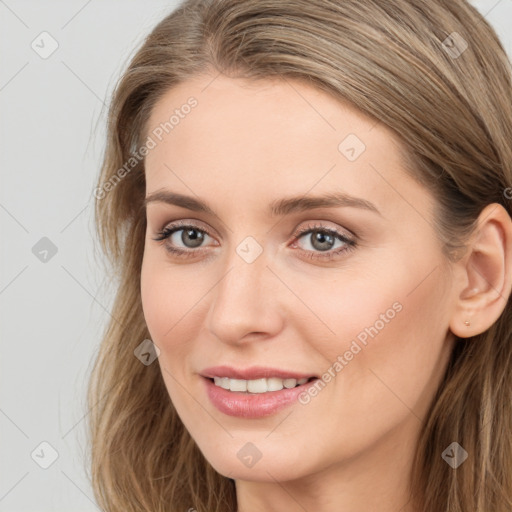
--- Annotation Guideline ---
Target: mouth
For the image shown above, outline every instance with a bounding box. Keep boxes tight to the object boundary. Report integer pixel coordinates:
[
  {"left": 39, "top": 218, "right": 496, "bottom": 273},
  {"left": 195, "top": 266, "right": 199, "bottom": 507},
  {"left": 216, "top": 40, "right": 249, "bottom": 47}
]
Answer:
[
  {"left": 205, "top": 376, "right": 318, "bottom": 394},
  {"left": 199, "top": 366, "right": 320, "bottom": 417}
]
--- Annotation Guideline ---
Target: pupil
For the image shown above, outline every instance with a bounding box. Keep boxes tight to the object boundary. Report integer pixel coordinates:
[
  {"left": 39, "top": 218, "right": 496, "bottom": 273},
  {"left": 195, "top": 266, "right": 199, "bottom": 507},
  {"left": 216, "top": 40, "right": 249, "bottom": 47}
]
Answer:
[
  {"left": 183, "top": 228, "right": 204, "bottom": 248},
  {"left": 312, "top": 231, "right": 334, "bottom": 251}
]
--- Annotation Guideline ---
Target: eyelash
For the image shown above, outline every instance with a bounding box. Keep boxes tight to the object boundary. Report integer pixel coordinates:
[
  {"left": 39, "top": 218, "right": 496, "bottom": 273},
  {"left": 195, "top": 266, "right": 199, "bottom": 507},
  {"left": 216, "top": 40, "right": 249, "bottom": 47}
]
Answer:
[{"left": 152, "top": 220, "right": 357, "bottom": 262}]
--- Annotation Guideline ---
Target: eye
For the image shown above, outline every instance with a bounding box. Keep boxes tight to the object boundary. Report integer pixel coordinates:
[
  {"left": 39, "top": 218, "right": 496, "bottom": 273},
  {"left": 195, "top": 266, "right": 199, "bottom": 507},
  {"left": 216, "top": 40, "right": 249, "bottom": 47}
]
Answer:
[
  {"left": 291, "top": 223, "right": 356, "bottom": 261},
  {"left": 152, "top": 220, "right": 216, "bottom": 257},
  {"left": 152, "top": 220, "right": 357, "bottom": 261}
]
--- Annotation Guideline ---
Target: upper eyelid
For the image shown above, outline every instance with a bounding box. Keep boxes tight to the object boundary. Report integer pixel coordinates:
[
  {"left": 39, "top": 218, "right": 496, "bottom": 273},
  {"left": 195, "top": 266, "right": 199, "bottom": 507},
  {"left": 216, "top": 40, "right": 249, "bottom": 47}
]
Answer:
[
  {"left": 156, "top": 219, "right": 215, "bottom": 236},
  {"left": 157, "top": 220, "right": 354, "bottom": 244}
]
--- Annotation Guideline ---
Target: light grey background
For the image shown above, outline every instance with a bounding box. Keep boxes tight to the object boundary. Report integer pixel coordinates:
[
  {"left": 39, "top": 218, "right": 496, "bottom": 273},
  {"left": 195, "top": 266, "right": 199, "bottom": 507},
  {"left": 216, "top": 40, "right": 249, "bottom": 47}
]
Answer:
[{"left": 1, "top": 1, "right": 511, "bottom": 510}]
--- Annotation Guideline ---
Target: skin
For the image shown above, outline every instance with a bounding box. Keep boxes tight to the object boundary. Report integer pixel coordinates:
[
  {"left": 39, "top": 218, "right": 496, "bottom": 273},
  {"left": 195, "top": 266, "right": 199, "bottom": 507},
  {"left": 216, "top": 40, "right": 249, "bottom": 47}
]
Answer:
[{"left": 140, "top": 73, "right": 512, "bottom": 512}]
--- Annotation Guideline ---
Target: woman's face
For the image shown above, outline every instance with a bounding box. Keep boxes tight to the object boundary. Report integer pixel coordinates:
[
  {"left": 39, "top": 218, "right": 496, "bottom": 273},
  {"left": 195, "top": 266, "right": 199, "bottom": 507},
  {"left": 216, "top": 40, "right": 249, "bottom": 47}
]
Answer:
[{"left": 141, "top": 73, "right": 457, "bottom": 484}]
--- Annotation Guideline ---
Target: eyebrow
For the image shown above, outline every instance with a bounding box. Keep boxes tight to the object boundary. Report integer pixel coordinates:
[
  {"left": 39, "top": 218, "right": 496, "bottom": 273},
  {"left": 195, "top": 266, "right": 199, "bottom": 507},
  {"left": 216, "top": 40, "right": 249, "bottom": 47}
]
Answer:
[{"left": 144, "top": 190, "right": 381, "bottom": 217}]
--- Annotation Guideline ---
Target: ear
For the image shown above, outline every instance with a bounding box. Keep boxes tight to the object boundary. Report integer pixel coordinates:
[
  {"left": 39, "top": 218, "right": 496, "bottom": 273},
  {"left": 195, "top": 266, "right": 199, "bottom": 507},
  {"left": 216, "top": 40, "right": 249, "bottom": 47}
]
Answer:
[{"left": 449, "top": 203, "right": 512, "bottom": 338}]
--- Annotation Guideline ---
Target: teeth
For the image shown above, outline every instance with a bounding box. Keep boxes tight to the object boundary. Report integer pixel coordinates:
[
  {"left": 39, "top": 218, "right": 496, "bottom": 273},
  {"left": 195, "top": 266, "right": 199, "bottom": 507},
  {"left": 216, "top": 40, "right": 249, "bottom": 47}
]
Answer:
[
  {"left": 247, "top": 378, "right": 267, "bottom": 393},
  {"left": 230, "top": 379, "right": 247, "bottom": 392},
  {"left": 283, "top": 378, "right": 297, "bottom": 388},
  {"left": 219, "top": 377, "right": 230, "bottom": 390},
  {"left": 212, "top": 376, "right": 311, "bottom": 393},
  {"left": 267, "top": 377, "right": 284, "bottom": 391}
]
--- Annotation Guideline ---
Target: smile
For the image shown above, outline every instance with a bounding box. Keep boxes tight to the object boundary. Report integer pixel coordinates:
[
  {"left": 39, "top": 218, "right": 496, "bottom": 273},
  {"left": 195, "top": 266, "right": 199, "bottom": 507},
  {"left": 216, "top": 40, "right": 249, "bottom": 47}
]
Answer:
[{"left": 211, "top": 376, "right": 313, "bottom": 393}]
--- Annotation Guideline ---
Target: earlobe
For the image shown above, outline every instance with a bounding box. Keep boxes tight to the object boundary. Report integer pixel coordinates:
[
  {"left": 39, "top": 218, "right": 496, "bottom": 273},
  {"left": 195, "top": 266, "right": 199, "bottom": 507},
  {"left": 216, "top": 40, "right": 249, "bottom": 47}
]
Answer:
[{"left": 449, "top": 203, "right": 512, "bottom": 338}]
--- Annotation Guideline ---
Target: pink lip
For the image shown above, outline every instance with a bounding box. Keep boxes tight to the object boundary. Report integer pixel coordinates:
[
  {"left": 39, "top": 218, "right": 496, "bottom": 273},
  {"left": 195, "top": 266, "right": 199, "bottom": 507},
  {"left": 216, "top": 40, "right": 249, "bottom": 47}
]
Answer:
[
  {"left": 200, "top": 365, "right": 317, "bottom": 380},
  {"left": 200, "top": 367, "right": 319, "bottom": 419}
]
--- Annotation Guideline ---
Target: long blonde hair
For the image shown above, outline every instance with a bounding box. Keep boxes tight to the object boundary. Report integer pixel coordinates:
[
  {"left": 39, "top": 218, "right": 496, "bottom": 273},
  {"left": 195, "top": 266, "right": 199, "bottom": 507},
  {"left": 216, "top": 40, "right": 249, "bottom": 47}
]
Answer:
[{"left": 88, "top": 1, "right": 512, "bottom": 510}]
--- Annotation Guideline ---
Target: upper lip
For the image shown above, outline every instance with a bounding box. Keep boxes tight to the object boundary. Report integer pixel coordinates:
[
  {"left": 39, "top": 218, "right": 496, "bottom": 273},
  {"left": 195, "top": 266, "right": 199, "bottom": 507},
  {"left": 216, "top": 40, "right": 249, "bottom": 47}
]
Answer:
[{"left": 200, "top": 365, "right": 318, "bottom": 380}]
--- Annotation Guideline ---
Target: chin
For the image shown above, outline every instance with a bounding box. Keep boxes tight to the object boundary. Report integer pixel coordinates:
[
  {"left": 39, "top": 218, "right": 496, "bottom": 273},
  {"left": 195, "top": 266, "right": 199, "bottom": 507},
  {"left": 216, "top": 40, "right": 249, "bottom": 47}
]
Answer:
[{"left": 198, "top": 441, "right": 314, "bottom": 483}]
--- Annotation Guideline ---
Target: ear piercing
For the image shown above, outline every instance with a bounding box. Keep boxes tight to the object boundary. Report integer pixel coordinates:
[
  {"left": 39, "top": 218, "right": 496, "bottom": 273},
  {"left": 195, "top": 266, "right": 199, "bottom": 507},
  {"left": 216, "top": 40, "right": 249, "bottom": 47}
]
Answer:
[{"left": 463, "top": 288, "right": 478, "bottom": 327}]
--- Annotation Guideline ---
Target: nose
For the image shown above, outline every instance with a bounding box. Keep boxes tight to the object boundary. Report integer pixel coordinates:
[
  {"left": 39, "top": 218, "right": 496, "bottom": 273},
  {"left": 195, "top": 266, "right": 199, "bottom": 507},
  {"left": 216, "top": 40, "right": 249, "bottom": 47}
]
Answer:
[{"left": 205, "top": 246, "right": 284, "bottom": 346}]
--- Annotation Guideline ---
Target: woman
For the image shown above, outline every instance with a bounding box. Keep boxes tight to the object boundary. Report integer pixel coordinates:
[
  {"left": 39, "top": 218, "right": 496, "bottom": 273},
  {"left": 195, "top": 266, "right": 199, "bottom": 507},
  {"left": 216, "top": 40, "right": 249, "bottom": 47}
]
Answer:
[{"left": 88, "top": 1, "right": 512, "bottom": 510}]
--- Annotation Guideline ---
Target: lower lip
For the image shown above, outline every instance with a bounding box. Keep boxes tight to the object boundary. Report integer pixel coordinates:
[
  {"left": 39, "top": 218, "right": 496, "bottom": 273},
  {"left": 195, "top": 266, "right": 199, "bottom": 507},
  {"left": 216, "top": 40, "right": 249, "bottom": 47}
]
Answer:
[{"left": 202, "top": 377, "right": 318, "bottom": 418}]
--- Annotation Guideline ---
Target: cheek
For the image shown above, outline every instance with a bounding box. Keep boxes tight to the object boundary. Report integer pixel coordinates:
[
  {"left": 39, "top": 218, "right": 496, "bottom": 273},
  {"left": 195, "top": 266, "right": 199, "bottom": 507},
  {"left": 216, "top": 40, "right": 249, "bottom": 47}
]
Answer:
[
  {"left": 140, "top": 257, "right": 202, "bottom": 413},
  {"left": 328, "top": 264, "right": 451, "bottom": 419},
  {"left": 140, "top": 253, "right": 206, "bottom": 344},
  {"left": 283, "top": 265, "right": 404, "bottom": 359},
  {"left": 140, "top": 266, "right": 167, "bottom": 341},
  {"left": 298, "top": 254, "right": 451, "bottom": 398}
]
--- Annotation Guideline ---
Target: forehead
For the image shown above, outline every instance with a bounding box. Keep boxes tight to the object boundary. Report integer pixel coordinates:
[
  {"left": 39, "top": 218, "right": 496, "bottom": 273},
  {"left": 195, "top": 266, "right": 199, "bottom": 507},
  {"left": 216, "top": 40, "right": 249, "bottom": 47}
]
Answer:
[
  {"left": 145, "top": 73, "right": 389, "bottom": 153},
  {"left": 143, "top": 74, "right": 430, "bottom": 223}
]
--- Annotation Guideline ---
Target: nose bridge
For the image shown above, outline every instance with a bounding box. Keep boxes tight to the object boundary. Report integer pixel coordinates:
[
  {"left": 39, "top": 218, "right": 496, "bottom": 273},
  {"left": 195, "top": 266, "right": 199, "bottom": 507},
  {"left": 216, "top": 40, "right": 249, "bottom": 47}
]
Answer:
[{"left": 206, "top": 237, "right": 282, "bottom": 343}]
